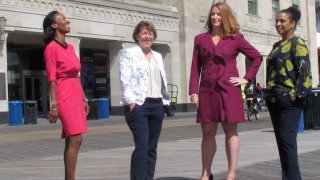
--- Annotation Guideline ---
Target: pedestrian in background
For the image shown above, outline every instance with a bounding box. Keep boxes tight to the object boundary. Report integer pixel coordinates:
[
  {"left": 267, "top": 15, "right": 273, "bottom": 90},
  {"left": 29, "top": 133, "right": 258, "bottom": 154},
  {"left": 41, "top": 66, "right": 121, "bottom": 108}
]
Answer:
[
  {"left": 256, "top": 83, "right": 263, "bottom": 92},
  {"left": 43, "top": 11, "right": 89, "bottom": 180},
  {"left": 189, "top": 2, "right": 262, "bottom": 180},
  {"left": 119, "top": 21, "right": 171, "bottom": 180},
  {"left": 266, "top": 6, "right": 312, "bottom": 180}
]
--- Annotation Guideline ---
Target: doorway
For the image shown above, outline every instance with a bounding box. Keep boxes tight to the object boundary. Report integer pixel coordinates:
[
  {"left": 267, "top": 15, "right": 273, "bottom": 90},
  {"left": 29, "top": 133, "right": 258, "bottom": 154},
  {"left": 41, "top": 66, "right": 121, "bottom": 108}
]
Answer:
[{"left": 23, "top": 75, "right": 49, "bottom": 117}]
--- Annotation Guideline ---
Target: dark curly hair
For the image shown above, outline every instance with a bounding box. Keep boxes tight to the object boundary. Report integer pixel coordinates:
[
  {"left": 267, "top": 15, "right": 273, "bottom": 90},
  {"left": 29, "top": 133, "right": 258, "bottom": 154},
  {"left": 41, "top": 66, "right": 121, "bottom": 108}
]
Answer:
[
  {"left": 279, "top": 6, "right": 301, "bottom": 29},
  {"left": 43, "top": 11, "right": 59, "bottom": 45}
]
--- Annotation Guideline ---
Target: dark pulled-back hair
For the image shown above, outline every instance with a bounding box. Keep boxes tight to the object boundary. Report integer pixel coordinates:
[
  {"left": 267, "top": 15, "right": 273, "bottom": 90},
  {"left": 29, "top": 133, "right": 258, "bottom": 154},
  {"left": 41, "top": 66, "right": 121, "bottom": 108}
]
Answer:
[
  {"left": 279, "top": 6, "right": 301, "bottom": 29},
  {"left": 132, "top": 21, "right": 157, "bottom": 43},
  {"left": 43, "top": 11, "right": 59, "bottom": 45}
]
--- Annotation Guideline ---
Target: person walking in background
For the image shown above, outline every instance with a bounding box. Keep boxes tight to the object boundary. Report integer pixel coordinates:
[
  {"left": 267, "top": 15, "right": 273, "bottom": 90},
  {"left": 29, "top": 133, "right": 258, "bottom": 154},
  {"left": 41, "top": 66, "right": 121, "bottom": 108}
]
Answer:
[
  {"left": 189, "top": 2, "right": 262, "bottom": 180},
  {"left": 244, "top": 83, "right": 257, "bottom": 112},
  {"left": 43, "top": 11, "right": 89, "bottom": 180},
  {"left": 119, "top": 21, "right": 171, "bottom": 180},
  {"left": 256, "top": 83, "right": 263, "bottom": 93},
  {"left": 266, "top": 6, "right": 312, "bottom": 180}
]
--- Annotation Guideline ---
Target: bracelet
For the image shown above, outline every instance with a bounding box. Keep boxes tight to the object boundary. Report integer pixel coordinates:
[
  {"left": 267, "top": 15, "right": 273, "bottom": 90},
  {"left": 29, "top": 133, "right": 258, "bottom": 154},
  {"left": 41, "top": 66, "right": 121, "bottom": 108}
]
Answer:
[
  {"left": 84, "top": 98, "right": 89, "bottom": 102},
  {"left": 190, "top": 93, "right": 198, "bottom": 97},
  {"left": 51, "top": 108, "right": 57, "bottom": 111}
]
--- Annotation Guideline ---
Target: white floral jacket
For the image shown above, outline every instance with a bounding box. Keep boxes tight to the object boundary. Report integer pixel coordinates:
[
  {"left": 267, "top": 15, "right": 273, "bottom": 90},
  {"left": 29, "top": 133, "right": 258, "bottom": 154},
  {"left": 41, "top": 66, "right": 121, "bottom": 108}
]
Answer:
[{"left": 119, "top": 45, "right": 171, "bottom": 105}]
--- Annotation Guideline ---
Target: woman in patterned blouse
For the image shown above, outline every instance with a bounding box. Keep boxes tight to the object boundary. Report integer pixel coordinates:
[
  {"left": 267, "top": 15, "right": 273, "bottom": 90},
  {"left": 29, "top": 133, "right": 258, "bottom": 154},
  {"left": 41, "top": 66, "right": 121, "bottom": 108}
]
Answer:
[
  {"left": 266, "top": 6, "right": 312, "bottom": 180},
  {"left": 119, "top": 21, "right": 171, "bottom": 180}
]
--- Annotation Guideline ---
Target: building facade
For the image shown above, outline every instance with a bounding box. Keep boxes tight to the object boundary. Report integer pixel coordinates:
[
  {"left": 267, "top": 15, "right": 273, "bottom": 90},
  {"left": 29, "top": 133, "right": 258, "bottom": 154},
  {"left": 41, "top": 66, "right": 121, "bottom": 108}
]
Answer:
[
  {"left": 0, "top": 0, "right": 318, "bottom": 123},
  {"left": 316, "top": 0, "right": 320, "bottom": 75}
]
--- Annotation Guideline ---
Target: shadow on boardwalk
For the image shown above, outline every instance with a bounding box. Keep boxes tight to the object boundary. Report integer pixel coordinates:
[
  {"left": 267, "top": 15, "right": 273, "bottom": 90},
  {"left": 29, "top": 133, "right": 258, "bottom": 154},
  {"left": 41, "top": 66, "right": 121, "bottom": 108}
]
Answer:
[
  {"left": 155, "top": 177, "right": 225, "bottom": 180},
  {"left": 156, "top": 178, "right": 196, "bottom": 180},
  {"left": 156, "top": 178, "right": 197, "bottom": 180}
]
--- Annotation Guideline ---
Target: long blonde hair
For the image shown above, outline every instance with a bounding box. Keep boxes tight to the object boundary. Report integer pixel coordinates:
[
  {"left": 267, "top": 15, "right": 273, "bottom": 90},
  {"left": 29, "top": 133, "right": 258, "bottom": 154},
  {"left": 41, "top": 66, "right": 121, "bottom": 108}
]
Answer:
[{"left": 205, "top": 2, "right": 240, "bottom": 37}]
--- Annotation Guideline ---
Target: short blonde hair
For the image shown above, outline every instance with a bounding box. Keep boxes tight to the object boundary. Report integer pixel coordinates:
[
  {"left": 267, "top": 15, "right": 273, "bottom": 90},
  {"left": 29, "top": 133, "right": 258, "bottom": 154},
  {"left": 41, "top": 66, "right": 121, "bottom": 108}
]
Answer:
[{"left": 205, "top": 2, "right": 240, "bottom": 37}]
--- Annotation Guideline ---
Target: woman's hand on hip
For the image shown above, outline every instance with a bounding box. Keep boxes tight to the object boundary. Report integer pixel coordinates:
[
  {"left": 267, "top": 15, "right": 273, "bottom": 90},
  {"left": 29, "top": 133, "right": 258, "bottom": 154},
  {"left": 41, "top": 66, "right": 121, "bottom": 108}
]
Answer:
[
  {"left": 229, "top": 77, "right": 248, "bottom": 86},
  {"left": 129, "top": 103, "right": 136, "bottom": 112},
  {"left": 190, "top": 94, "right": 199, "bottom": 109},
  {"left": 84, "top": 101, "right": 90, "bottom": 116}
]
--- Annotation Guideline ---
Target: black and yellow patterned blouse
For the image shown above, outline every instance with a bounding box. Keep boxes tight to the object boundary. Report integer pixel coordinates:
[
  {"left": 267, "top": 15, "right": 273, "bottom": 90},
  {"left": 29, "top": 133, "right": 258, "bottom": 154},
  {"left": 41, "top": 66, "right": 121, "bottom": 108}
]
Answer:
[{"left": 266, "top": 36, "right": 312, "bottom": 102}]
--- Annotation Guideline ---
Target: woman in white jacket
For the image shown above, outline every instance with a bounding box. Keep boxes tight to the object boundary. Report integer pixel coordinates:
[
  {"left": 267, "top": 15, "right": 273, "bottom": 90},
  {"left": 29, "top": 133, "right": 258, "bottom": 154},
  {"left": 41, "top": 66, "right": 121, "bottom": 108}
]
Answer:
[{"left": 119, "top": 21, "right": 171, "bottom": 180}]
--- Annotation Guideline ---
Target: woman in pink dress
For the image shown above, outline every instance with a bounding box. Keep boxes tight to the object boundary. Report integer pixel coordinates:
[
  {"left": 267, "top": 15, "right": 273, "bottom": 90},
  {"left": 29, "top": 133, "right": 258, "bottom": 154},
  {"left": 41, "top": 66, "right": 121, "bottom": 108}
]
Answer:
[{"left": 43, "top": 11, "right": 89, "bottom": 180}]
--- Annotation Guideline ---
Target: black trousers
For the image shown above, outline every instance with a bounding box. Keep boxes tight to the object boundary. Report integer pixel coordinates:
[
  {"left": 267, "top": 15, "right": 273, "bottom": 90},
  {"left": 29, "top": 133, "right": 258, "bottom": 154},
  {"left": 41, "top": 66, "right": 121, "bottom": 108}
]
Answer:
[{"left": 266, "top": 93, "right": 303, "bottom": 180}]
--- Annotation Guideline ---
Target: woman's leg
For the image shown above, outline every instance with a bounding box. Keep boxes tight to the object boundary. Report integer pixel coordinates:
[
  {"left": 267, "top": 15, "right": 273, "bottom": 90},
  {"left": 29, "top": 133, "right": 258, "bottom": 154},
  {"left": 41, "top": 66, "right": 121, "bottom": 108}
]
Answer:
[
  {"left": 125, "top": 105, "right": 149, "bottom": 180},
  {"left": 64, "top": 134, "right": 83, "bottom": 180},
  {"left": 267, "top": 99, "right": 302, "bottom": 180},
  {"left": 221, "top": 122, "right": 239, "bottom": 180},
  {"left": 146, "top": 101, "right": 164, "bottom": 180},
  {"left": 200, "top": 122, "right": 218, "bottom": 180}
]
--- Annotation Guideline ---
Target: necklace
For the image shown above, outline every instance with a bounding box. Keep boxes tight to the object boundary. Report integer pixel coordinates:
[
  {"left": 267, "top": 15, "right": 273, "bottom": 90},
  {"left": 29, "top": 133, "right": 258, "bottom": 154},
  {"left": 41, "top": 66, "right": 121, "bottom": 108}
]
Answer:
[{"left": 54, "top": 39, "right": 68, "bottom": 49}]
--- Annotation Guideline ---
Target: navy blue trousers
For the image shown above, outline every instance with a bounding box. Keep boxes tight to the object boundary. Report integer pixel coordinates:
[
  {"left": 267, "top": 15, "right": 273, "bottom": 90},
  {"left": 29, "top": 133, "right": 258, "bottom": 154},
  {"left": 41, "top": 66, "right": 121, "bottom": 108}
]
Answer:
[
  {"left": 266, "top": 94, "right": 302, "bottom": 180},
  {"left": 124, "top": 100, "right": 164, "bottom": 180}
]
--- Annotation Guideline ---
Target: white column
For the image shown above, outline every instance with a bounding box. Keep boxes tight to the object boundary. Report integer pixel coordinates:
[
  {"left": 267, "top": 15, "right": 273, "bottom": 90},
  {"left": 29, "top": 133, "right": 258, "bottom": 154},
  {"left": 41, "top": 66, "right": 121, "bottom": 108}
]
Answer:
[
  {"left": 237, "top": 54, "right": 246, "bottom": 78},
  {"left": 255, "top": 56, "right": 267, "bottom": 87},
  {"left": 66, "top": 36, "right": 81, "bottom": 57},
  {"left": 153, "top": 44, "right": 172, "bottom": 83},
  {"left": 307, "top": 0, "right": 319, "bottom": 87},
  {"left": 108, "top": 41, "right": 124, "bottom": 106},
  {"left": 176, "top": 0, "right": 201, "bottom": 104},
  {"left": 0, "top": 32, "right": 8, "bottom": 113}
]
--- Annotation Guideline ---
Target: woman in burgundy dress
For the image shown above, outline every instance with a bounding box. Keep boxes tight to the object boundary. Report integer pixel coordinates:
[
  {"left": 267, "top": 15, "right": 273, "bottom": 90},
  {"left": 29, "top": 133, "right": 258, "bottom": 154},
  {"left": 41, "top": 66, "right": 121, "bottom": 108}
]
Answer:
[
  {"left": 43, "top": 11, "right": 89, "bottom": 180},
  {"left": 189, "top": 2, "right": 262, "bottom": 180}
]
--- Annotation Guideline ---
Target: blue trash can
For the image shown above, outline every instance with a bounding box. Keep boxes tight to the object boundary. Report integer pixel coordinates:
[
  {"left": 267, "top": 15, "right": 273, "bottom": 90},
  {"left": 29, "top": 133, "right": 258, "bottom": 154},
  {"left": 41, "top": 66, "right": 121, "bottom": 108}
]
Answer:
[
  {"left": 9, "top": 101, "right": 23, "bottom": 126},
  {"left": 97, "top": 98, "right": 109, "bottom": 120}
]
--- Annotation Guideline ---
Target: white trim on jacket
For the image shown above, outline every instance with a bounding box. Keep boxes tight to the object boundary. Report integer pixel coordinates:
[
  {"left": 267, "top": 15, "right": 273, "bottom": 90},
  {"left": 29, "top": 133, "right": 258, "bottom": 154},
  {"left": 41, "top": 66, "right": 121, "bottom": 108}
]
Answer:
[{"left": 119, "top": 45, "right": 171, "bottom": 105}]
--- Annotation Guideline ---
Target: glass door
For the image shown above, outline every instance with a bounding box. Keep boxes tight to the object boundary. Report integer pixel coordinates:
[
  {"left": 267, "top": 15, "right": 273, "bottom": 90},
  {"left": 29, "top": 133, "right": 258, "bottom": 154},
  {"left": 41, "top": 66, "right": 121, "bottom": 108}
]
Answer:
[{"left": 24, "top": 76, "right": 49, "bottom": 117}]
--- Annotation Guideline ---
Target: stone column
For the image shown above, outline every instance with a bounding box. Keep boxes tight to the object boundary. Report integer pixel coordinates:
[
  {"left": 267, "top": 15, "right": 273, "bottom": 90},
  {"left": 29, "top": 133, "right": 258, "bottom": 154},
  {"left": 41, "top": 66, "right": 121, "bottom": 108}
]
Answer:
[
  {"left": 237, "top": 54, "right": 247, "bottom": 78},
  {"left": 255, "top": 56, "right": 267, "bottom": 87},
  {"left": 0, "top": 32, "right": 8, "bottom": 123},
  {"left": 108, "top": 41, "right": 124, "bottom": 107},
  {"left": 176, "top": 0, "right": 201, "bottom": 105},
  {"left": 153, "top": 44, "right": 172, "bottom": 83},
  {"left": 307, "top": 0, "right": 319, "bottom": 87},
  {"left": 66, "top": 36, "right": 81, "bottom": 57},
  {"left": 163, "top": 45, "right": 172, "bottom": 83}
]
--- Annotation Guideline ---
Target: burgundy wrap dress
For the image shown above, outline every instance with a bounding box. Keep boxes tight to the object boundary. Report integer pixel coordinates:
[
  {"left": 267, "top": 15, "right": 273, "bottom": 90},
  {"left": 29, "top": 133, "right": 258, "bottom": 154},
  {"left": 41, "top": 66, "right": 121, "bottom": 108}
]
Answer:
[{"left": 189, "top": 32, "right": 262, "bottom": 123}]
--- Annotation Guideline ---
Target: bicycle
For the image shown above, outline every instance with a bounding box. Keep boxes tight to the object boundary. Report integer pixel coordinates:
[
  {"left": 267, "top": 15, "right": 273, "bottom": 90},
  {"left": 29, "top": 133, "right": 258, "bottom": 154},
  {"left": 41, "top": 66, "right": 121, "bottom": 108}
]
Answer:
[
  {"left": 164, "top": 84, "right": 178, "bottom": 117},
  {"left": 246, "top": 98, "right": 259, "bottom": 121}
]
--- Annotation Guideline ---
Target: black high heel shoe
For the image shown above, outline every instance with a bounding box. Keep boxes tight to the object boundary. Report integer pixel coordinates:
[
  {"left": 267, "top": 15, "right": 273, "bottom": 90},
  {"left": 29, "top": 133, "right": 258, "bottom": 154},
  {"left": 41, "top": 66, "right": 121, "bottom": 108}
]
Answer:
[{"left": 209, "top": 173, "right": 214, "bottom": 180}]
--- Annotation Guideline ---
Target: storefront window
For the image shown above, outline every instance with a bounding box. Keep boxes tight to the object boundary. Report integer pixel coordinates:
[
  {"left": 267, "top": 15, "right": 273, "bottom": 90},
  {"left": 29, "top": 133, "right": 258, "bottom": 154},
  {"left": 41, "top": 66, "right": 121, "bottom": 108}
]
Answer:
[
  {"left": 7, "top": 51, "right": 22, "bottom": 100},
  {"left": 80, "top": 49, "right": 110, "bottom": 100},
  {"left": 0, "top": 73, "right": 6, "bottom": 100},
  {"left": 7, "top": 43, "right": 49, "bottom": 116}
]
